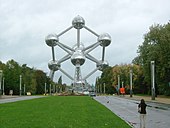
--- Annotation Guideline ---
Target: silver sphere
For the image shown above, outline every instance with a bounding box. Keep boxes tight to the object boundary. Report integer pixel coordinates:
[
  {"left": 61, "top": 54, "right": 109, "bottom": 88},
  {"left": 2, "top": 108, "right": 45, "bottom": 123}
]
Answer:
[
  {"left": 71, "top": 44, "right": 85, "bottom": 66},
  {"left": 45, "top": 34, "right": 58, "bottom": 47},
  {"left": 98, "top": 33, "right": 111, "bottom": 47},
  {"left": 72, "top": 15, "right": 85, "bottom": 29},
  {"left": 71, "top": 49, "right": 85, "bottom": 66},
  {"left": 96, "top": 60, "right": 109, "bottom": 71},
  {"left": 48, "top": 60, "right": 60, "bottom": 71}
]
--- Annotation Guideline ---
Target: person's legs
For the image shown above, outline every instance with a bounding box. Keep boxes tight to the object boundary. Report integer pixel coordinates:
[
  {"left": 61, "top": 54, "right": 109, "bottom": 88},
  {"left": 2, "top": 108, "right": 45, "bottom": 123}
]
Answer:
[
  {"left": 143, "top": 114, "right": 146, "bottom": 128},
  {"left": 140, "top": 114, "right": 146, "bottom": 128},
  {"left": 140, "top": 114, "right": 142, "bottom": 128}
]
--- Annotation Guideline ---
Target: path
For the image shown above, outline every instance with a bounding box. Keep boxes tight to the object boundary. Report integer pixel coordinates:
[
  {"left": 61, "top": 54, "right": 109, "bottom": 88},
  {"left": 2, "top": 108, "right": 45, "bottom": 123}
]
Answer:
[
  {"left": 94, "top": 96, "right": 170, "bottom": 128},
  {"left": 0, "top": 95, "right": 45, "bottom": 104}
]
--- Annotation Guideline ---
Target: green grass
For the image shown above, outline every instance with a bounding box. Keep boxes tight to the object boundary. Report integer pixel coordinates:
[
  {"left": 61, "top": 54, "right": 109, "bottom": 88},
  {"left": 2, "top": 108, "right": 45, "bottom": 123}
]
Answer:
[{"left": 0, "top": 96, "right": 131, "bottom": 128}]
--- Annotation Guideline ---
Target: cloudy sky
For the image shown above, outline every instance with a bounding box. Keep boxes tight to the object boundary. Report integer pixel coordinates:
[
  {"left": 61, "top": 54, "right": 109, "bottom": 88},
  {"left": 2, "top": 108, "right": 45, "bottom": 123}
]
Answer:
[{"left": 0, "top": 0, "right": 170, "bottom": 85}]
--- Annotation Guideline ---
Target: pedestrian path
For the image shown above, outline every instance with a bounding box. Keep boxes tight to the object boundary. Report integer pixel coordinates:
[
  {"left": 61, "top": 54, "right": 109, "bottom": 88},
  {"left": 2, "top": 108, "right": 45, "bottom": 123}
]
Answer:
[
  {"left": 94, "top": 95, "right": 170, "bottom": 128},
  {"left": 123, "top": 95, "right": 170, "bottom": 105},
  {"left": 0, "top": 95, "right": 45, "bottom": 104}
]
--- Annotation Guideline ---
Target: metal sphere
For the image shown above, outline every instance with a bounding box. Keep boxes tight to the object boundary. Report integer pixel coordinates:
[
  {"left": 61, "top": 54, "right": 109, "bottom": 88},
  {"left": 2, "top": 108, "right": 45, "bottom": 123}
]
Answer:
[
  {"left": 71, "top": 49, "right": 85, "bottom": 66},
  {"left": 96, "top": 60, "right": 109, "bottom": 71},
  {"left": 71, "top": 44, "right": 85, "bottom": 66},
  {"left": 98, "top": 33, "right": 111, "bottom": 47},
  {"left": 45, "top": 34, "right": 58, "bottom": 47},
  {"left": 72, "top": 15, "right": 85, "bottom": 29},
  {"left": 48, "top": 60, "right": 60, "bottom": 71}
]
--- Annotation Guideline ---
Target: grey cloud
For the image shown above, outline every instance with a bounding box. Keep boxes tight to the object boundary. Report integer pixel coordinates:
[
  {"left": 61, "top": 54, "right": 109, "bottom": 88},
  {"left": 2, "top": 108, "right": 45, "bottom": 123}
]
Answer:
[{"left": 1, "top": 0, "right": 170, "bottom": 84}]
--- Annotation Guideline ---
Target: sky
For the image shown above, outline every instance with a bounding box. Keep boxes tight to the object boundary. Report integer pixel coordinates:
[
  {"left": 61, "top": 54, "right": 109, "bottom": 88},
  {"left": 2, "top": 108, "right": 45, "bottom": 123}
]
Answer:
[{"left": 0, "top": 0, "right": 170, "bottom": 85}]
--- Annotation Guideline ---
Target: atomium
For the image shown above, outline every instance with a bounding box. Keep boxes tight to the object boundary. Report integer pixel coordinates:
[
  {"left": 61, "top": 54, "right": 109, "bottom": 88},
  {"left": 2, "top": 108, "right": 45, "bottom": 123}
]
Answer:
[{"left": 45, "top": 15, "right": 111, "bottom": 91}]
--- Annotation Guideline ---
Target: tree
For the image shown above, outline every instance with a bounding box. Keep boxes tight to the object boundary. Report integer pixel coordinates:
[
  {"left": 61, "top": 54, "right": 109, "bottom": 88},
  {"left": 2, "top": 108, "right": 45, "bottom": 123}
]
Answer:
[
  {"left": 135, "top": 22, "right": 170, "bottom": 95},
  {"left": 111, "top": 64, "right": 144, "bottom": 94},
  {"left": 3, "top": 60, "right": 22, "bottom": 95},
  {"left": 0, "top": 59, "right": 51, "bottom": 95},
  {"left": 97, "top": 66, "right": 115, "bottom": 94},
  {"left": 35, "top": 70, "right": 46, "bottom": 94}
]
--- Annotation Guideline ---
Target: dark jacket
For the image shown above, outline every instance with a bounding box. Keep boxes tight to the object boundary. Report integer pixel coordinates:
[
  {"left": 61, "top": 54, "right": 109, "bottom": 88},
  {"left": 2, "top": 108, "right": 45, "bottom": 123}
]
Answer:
[{"left": 138, "top": 103, "right": 147, "bottom": 114}]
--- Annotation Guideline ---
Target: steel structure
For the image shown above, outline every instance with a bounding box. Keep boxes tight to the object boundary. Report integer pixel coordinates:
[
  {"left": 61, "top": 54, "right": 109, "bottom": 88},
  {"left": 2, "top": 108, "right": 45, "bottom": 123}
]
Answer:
[{"left": 45, "top": 16, "right": 111, "bottom": 91}]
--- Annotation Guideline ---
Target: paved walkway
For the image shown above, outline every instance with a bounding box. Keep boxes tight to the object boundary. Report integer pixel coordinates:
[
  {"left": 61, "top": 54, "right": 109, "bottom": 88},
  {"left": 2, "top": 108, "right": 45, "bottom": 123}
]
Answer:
[
  {"left": 123, "top": 95, "right": 170, "bottom": 105},
  {"left": 0, "top": 95, "right": 45, "bottom": 104},
  {"left": 94, "top": 95, "right": 170, "bottom": 128}
]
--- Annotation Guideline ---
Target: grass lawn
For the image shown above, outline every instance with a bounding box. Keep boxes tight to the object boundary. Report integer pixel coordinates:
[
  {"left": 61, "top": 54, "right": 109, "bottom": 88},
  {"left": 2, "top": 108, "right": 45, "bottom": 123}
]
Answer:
[{"left": 0, "top": 96, "right": 131, "bottom": 128}]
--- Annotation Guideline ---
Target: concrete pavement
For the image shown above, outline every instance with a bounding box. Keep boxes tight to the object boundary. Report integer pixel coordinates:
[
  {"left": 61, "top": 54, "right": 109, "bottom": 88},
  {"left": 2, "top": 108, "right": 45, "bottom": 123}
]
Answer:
[
  {"left": 120, "top": 95, "right": 170, "bottom": 111},
  {"left": 123, "top": 95, "right": 170, "bottom": 105},
  {"left": 0, "top": 95, "right": 45, "bottom": 104},
  {"left": 94, "top": 95, "right": 170, "bottom": 128}
]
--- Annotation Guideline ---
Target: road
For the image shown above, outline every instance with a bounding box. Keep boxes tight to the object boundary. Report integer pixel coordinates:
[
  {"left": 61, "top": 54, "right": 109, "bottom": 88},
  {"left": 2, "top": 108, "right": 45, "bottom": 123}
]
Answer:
[{"left": 94, "top": 96, "right": 170, "bottom": 128}]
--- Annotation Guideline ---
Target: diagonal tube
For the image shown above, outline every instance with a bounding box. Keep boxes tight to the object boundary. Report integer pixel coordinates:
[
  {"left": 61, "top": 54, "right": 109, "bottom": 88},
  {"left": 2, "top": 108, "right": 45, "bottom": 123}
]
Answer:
[
  {"left": 57, "top": 26, "right": 74, "bottom": 37},
  {"left": 49, "top": 70, "right": 55, "bottom": 80},
  {"left": 58, "top": 54, "right": 71, "bottom": 64},
  {"left": 84, "top": 42, "right": 101, "bottom": 55},
  {"left": 83, "top": 25, "right": 99, "bottom": 37},
  {"left": 57, "top": 42, "right": 75, "bottom": 52},
  {"left": 85, "top": 54, "right": 100, "bottom": 64},
  {"left": 58, "top": 67, "right": 74, "bottom": 80},
  {"left": 57, "top": 42, "right": 73, "bottom": 55},
  {"left": 83, "top": 67, "right": 100, "bottom": 80}
]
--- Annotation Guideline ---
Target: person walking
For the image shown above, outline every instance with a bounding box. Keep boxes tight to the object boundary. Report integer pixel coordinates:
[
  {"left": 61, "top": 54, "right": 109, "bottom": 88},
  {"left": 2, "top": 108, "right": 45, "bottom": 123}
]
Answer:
[{"left": 138, "top": 99, "right": 147, "bottom": 128}]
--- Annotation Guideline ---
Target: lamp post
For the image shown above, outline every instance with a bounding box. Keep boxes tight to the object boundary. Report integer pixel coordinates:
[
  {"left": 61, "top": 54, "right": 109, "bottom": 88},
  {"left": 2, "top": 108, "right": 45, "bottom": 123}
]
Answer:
[
  {"left": 122, "top": 81, "right": 124, "bottom": 88},
  {"left": 97, "top": 84, "right": 99, "bottom": 94},
  {"left": 24, "top": 84, "right": 25, "bottom": 95},
  {"left": 19, "top": 75, "right": 22, "bottom": 96},
  {"left": 118, "top": 75, "right": 120, "bottom": 95},
  {"left": 3, "top": 77, "right": 5, "bottom": 95},
  {"left": 100, "top": 84, "right": 102, "bottom": 94},
  {"left": 50, "top": 84, "right": 51, "bottom": 95},
  {"left": 0, "top": 70, "right": 3, "bottom": 95},
  {"left": 151, "top": 61, "right": 155, "bottom": 100},
  {"left": 104, "top": 83, "right": 105, "bottom": 94},
  {"left": 130, "top": 68, "right": 133, "bottom": 97},
  {"left": 45, "top": 82, "right": 47, "bottom": 95}
]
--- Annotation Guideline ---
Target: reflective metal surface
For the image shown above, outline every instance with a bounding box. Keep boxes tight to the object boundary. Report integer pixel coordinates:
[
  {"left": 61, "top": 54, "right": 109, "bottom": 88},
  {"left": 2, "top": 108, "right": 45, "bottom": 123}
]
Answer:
[
  {"left": 98, "top": 33, "right": 111, "bottom": 47},
  {"left": 45, "top": 16, "right": 111, "bottom": 91},
  {"left": 45, "top": 34, "right": 58, "bottom": 47},
  {"left": 48, "top": 60, "right": 60, "bottom": 71},
  {"left": 72, "top": 15, "right": 85, "bottom": 29}
]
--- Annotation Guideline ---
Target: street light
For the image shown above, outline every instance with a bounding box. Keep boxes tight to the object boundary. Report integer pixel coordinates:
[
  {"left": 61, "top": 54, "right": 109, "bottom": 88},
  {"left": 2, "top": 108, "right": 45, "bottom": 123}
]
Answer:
[
  {"left": 45, "top": 82, "right": 47, "bottom": 95},
  {"left": 20, "top": 75, "right": 22, "bottom": 96},
  {"left": 122, "top": 81, "right": 124, "bottom": 88},
  {"left": 0, "top": 70, "right": 3, "bottom": 95},
  {"left": 97, "top": 84, "right": 99, "bottom": 94},
  {"left": 118, "top": 75, "right": 120, "bottom": 95},
  {"left": 100, "top": 84, "right": 102, "bottom": 94},
  {"left": 24, "top": 84, "right": 26, "bottom": 95},
  {"left": 50, "top": 84, "right": 51, "bottom": 95},
  {"left": 3, "top": 77, "right": 5, "bottom": 95},
  {"left": 130, "top": 68, "right": 133, "bottom": 97},
  {"left": 104, "top": 83, "right": 106, "bottom": 94},
  {"left": 151, "top": 61, "right": 155, "bottom": 100}
]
